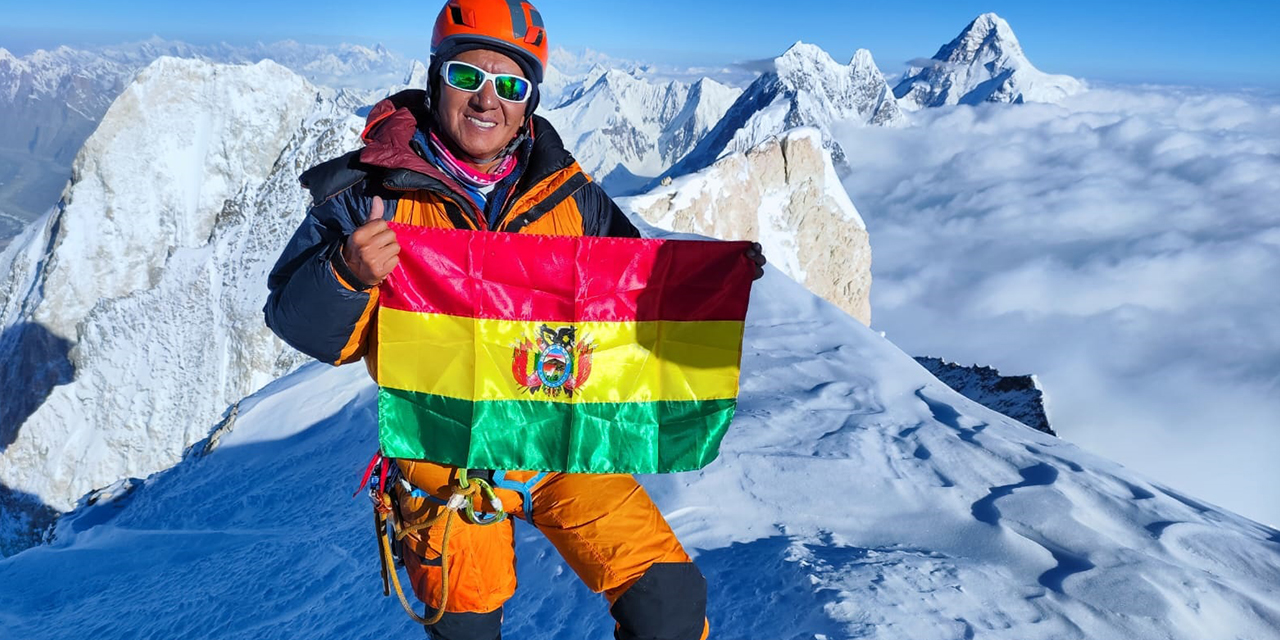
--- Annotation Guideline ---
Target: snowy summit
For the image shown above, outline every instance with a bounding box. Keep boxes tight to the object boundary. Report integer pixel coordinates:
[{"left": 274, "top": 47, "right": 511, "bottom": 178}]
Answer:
[
  {"left": 662, "top": 42, "right": 902, "bottom": 182},
  {"left": 1, "top": 241, "right": 1276, "bottom": 639},
  {"left": 541, "top": 67, "right": 740, "bottom": 194},
  {"left": 895, "top": 13, "right": 1085, "bottom": 109}
]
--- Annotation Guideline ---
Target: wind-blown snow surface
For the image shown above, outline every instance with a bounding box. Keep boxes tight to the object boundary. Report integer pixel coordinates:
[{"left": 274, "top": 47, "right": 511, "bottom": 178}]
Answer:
[
  {"left": 836, "top": 85, "right": 1280, "bottom": 528},
  {"left": 1, "top": 247, "right": 1277, "bottom": 639}
]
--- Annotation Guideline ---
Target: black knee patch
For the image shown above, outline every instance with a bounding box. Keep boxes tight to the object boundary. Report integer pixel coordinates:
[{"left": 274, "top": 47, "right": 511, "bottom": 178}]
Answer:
[
  {"left": 610, "top": 562, "right": 707, "bottom": 640},
  {"left": 425, "top": 608, "right": 503, "bottom": 640}
]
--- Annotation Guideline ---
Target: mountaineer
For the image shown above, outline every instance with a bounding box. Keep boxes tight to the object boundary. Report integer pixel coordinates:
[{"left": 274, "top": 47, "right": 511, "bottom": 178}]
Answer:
[{"left": 264, "top": 1, "right": 763, "bottom": 638}]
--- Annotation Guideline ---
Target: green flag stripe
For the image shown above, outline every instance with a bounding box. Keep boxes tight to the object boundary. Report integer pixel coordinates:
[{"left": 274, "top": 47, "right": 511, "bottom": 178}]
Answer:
[{"left": 378, "top": 388, "right": 736, "bottom": 474}]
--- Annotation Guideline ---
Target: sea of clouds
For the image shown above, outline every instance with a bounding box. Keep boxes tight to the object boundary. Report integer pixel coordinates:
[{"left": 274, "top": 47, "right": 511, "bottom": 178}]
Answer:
[{"left": 835, "top": 85, "right": 1280, "bottom": 527}]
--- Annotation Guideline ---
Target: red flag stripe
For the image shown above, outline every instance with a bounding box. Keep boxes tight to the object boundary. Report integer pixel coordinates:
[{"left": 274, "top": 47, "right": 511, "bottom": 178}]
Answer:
[{"left": 379, "top": 224, "right": 754, "bottom": 323}]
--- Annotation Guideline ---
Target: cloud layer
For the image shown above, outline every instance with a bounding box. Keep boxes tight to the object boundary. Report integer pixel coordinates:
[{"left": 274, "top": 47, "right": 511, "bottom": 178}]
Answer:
[{"left": 835, "top": 85, "right": 1280, "bottom": 527}]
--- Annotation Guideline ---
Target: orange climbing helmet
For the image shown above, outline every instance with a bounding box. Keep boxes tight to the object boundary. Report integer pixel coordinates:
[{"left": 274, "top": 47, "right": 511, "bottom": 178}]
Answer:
[{"left": 432, "top": 0, "right": 549, "bottom": 83}]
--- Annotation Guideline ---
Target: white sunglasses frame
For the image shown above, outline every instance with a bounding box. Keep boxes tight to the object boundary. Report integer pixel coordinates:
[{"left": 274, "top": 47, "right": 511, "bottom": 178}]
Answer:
[{"left": 441, "top": 61, "right": 533, "bottom": 104}]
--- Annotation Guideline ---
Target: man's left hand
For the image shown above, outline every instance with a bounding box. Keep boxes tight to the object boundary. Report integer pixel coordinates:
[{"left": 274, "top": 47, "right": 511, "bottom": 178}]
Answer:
[{"left": 745, "top": 242, "right": 767, "bottom": 280}]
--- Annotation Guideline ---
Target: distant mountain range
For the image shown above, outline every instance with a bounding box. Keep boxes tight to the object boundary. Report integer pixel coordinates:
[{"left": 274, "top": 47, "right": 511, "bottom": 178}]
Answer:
[{"left": 0, "top": 15, "right": 1083, "bottom": 244}]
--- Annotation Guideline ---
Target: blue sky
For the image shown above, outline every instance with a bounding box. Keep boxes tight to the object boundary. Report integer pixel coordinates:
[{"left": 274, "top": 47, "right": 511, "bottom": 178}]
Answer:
[{"left": 1, "top": 0, "right": 1277, "bottom": 87}]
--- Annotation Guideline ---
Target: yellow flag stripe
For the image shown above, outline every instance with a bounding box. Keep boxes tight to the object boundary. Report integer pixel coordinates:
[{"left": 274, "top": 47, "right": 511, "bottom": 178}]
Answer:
[{"left": 377, "top": 308, "right": 744, "bottom": 404}]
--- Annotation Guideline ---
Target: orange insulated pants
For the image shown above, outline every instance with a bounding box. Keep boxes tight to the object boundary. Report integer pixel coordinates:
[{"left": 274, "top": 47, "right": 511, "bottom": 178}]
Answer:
[{"left": 393, "top": 460, "right": 708, "bottom": 640}]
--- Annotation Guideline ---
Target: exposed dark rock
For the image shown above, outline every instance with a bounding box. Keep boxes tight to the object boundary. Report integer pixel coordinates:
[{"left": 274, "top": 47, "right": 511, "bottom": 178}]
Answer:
[{"left": 916, "top": 356, "right": 1054, "bottom": 435}]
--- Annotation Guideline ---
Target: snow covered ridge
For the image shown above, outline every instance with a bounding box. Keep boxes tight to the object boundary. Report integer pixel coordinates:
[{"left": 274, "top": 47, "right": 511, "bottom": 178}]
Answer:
[
  {"left": 0, "top": 57, "right": 364, "bottom": 530},
  {"left": 0, "top": 39, "right": 415, "bottom": 256},
  {"left": 895, "top": 12, "right": 1086, "bottom": 109},
  {"left": 2, "top": 259, "right": 1276, "bottom": 639},
  {"left": 0, "top": 39, "right": 407, "bottom": 161},
  {"left": 0, "top": 38, "right": 409, "bottom": 101},
  {"left": 0, "top": 45, "right": 129, "bottom": 170},
  {"left": 541, "top": 67, "right": 742, "bottom": 194},
  {"left": 624, "top": 128, "right": 871, "bottom": 325},
  {"left": 659, "top": 42, "right": 903, "bottom": 183}
]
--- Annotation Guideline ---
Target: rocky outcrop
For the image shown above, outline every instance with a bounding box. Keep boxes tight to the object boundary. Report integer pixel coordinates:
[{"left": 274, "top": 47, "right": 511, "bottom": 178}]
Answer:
[
  {"left": 915, "top": 357, "right": 1054, "bottom": 435},
  {"left": 625, "top": 128, "right": 871, "bottom": 325}
]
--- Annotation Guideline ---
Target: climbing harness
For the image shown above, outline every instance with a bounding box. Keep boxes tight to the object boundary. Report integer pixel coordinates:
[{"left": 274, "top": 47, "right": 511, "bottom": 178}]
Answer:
[
  {"left": 357, "top": 451, "right": 509, "bottom": 626},
  {"left": 492, "top": 470, "right": 548, "bottom": 523}
]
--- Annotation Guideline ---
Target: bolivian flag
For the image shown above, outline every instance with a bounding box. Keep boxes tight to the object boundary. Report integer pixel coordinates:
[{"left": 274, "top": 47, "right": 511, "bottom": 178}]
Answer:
[{"left": 376, "top": 224, "right": 754, "bottom": 474}]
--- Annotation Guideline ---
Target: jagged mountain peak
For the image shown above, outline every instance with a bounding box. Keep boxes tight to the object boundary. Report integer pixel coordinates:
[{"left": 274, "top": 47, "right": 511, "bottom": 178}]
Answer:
[
  {"left": 895, "top": 13, "right": 1084, "bottom": 108},
  {"left": 659, "top": 41, "right": 903, "bottom": 183},
  {"left": 599, "top": 66, "right": 641, "bottom": 85},
  {"left": 774, "top": 41, "right": 844, "bottom": 77},
  {"left": 964, "top": 12, "right": 1016, "bottom": 39},
  {"left": 402, "top": 59, "right": 428, "bottom": 87},
  {"left": 940, "top": 12, "right": 1026, "bottom": 65},
  {"left": 766, "top": 42, "right": 894, "bottom": 98},
  {"left": 778, "top": 40, "right": 828, "bottom": 60},
  {"left": 541, "top": 65, "right": 740, "bottom": 194},
  {"left": 849, "top": 47, "right": 877, "bottom": 69}
]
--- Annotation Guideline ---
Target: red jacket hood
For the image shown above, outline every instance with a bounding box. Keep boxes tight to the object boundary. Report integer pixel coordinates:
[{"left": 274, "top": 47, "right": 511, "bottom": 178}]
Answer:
[{"left": 358, "top": 90, "right": 437, "bottom": 176}]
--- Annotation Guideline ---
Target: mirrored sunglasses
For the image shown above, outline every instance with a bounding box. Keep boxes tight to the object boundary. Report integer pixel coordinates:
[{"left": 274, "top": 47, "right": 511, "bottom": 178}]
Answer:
[{"left": 442, "top": 61, "right": 532, "bottom": 104}]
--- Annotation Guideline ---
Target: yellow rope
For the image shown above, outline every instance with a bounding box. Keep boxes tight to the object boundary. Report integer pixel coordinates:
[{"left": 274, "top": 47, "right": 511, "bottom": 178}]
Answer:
[
  {"left": 377, "top": 506, "right": 454, "bottom": 626},
  {"left": 372, "top": 469, "right": 507, "bottom": 627}
]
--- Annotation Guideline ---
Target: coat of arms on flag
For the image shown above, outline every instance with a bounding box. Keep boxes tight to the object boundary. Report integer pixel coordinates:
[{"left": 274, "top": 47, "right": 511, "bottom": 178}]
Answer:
[
  {"left": 512, "top": 325, "right": 595, "bottom": 397},
  {"left": 375, "top": 225, "right": 755, "bottom": 474}
]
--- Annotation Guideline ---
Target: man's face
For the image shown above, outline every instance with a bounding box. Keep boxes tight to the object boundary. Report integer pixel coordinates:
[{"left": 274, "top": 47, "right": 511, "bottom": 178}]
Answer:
[{"left": 435, "top": 48, "right": 527, "bottom": 168}]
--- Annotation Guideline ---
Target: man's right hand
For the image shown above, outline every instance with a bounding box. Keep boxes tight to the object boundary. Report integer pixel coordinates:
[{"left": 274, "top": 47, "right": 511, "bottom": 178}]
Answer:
[{"left": 341, "top": 196, "right": 400, "bottom": 287}]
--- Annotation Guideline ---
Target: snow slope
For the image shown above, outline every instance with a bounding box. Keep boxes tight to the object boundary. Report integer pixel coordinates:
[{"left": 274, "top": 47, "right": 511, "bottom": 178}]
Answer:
[
  {"left": 894, "top": 13, "right": 1085, "bottom": 109},
  {"left": 1, "top": 233, "right": 1277, "bottom": 639}
]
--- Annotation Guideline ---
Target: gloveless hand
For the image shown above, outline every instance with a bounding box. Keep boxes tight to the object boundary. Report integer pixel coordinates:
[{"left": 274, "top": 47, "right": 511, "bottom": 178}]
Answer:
[{"left": 341, "top": 196, "right": 400, "bottom": 286}]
